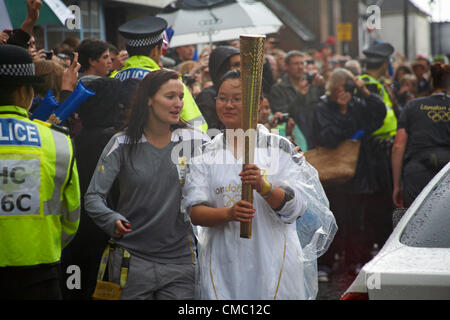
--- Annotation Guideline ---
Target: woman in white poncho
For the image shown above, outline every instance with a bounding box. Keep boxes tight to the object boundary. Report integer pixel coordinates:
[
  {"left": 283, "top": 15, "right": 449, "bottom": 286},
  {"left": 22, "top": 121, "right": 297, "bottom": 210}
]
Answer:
[{"left": 182, "top": 70, "right": 337, "bottom": 300}]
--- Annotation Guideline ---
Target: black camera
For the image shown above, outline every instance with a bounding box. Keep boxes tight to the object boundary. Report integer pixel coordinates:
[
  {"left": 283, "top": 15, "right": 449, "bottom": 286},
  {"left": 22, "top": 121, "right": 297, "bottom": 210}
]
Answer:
[
  {"left": 305, "top": 72, "right": 315, "bottom": 84},
  {"left": 3, "top": 29, "right": 13, "bottom": 37},
  {"left": 345, "top": 79, "right": 357, "bottom": 95},
  {"left": 44, "top": 51, "right": 53, "bottom": 60},
  {"left": 274, "top": 113, "right": 290, "bottom": 125},
  {"left": 182, "top": 74, "right": 196, "bottom": 87}
]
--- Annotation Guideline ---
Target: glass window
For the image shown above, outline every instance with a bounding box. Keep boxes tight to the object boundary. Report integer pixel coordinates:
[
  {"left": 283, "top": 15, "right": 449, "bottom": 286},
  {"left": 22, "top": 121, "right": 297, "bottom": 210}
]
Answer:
[
  {"left": 90, "top": 0, "right": 99, "bottom": 30},
  {"left": 80, "top": 0, "right": 89, "bottom": 28},
  {"left": 400, "top": 169, "right": 450, "bottom": 248},
  {"left": 44, "top": 0, "right": 104, "bottom": 49}
]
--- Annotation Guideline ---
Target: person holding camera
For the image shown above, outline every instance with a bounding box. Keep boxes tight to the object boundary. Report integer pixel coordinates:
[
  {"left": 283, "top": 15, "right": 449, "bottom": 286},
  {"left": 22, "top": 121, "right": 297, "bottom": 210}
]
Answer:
[
  {"left": 313, "top": 68, "right": 387, "bottom": 277},
  {"left": 269, "top": 50, "right": 325, "bottom": 149},
  {"left": 177, "top": 60, "right": 203, "bottom": 98},
  {"left": 258, "top": 94, "right": 309, "bottom": 151}
]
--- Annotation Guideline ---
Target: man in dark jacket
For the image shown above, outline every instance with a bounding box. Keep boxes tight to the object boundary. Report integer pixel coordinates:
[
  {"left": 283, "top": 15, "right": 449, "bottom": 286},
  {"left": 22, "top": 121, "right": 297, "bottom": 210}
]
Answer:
[
  {"left": 269, "top": 50, "right": 325, "bottom": 148},
  {"left": 195, "top": 45, "right": 240, "bottom": 130}
]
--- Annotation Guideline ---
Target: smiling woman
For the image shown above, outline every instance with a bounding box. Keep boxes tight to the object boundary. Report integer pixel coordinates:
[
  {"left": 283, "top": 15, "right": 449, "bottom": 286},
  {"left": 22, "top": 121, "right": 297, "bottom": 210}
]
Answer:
[
  {"left": 84, "top": 69, "right": 210, "bottom": 300},
  {"left": 214, "top": 76, "right": 242, "bottom": 129}
]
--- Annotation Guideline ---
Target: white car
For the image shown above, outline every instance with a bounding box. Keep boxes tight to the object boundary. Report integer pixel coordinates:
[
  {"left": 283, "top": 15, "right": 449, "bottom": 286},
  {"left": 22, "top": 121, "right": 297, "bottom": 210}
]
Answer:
[{"left": 341, "top": 162, "right": 450, "bottom": 300}]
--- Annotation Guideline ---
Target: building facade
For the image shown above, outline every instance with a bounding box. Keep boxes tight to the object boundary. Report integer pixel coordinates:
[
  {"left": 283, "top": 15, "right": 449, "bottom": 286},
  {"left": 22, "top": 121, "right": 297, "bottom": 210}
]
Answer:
[
  {"left": 38, "top": 0, "right": 164, "bottom": 50},
  {"left": 377, "top": 0, "right": 432, "bottom": 60}
]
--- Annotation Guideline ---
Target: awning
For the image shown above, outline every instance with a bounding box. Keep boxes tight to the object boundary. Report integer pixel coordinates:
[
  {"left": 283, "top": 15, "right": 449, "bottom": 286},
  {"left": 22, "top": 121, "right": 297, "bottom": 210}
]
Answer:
[
  {"left": 109, "top": 0, "right": 175, "bottom": 8},
  {"left": 260, "top": 0, "right": 315, "bottom": 42}
]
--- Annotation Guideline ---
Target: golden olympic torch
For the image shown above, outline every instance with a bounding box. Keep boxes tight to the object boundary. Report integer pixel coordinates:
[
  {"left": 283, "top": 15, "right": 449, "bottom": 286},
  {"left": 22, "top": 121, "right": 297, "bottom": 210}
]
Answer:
[{"left": 240, "top": 35, "right": 265, "bottom": 239}]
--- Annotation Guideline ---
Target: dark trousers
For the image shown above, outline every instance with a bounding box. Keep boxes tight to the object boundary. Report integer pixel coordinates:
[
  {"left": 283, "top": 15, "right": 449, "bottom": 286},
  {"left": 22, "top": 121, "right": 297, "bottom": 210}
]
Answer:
[
  {"left": 60, "top": 212, "right": 109, "bottom": 300},
  {"left": 0, "top": 263, "right": 63, "bottom": 300},
  {"left": 319, "top": 190, "right": 393, "bottom": 270},
  {"left": 403, "top": 160, "right": 440, "bottom": 208}
]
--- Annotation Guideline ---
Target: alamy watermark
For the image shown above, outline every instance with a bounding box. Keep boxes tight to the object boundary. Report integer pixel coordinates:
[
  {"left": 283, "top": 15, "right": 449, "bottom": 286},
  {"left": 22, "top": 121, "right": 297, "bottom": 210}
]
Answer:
[
  {"left": 366, "top": 5, "right": 382, "bottom": 30},
  {"left": 64, "top": 4, "right": 382, "bottom": 32},
  {"left": 366, "top": 272, "right": 381, "bottom": 290},
  {"left": 66, "top": 264, "right": 81, "bottom": 290},
  {"left": 170, "top": 123, "right": 290, "bottom": 176},
  {"left": 66, "top": 5, "right": 81, "bottom": 30}
]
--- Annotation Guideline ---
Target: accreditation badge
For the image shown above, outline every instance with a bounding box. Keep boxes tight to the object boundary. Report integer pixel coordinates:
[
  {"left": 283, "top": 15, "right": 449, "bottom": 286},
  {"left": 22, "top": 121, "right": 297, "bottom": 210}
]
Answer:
[
  {"left": 176, "top": 156, "right": 188, "bottom": 185},
  {"left": 92, "top": 280, "right": 122, "bottom": 300},
  {"left": 92, "top": 243, "right": 130, "bottom": 300}
]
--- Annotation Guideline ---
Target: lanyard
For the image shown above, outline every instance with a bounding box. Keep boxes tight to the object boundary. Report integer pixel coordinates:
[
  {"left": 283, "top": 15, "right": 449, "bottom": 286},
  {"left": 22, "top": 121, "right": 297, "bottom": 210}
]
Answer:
[{"left": 97, "top": 241, "right": 131, "bottom": 289}]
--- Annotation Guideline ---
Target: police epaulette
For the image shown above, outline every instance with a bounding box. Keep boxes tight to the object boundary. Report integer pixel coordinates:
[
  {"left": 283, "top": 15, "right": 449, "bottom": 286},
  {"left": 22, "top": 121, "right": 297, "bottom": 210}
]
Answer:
[
  {"left": 32, "top": 119, "right": 50, "bottom": 127},
  {"left": 50, "top": 124, "right": 70, "bottom": 135},
  {"left": 32, "top": 119, "right": 70, "bottom": 135}
]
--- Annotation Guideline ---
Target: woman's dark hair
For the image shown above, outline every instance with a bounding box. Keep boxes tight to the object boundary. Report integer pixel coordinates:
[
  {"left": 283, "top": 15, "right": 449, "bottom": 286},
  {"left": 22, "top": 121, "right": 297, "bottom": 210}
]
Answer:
[
  {"left": 217, "top": 69, "right": 271, "bottom": 103},
  {"left": 217, "top": 69, "right": 241, "bottom": 91},
  {"left": 125, "top": 69, "right": 181, "bottom": 152},
  {"left": 430, "top": 62, "right": 450, "bottom": 91}
]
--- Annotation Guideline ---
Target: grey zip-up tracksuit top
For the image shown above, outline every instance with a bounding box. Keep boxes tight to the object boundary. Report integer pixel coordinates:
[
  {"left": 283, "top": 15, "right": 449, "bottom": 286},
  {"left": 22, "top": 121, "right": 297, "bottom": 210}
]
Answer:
[{"left": 84, "top": 129, "right": 208, "bottom": 264}]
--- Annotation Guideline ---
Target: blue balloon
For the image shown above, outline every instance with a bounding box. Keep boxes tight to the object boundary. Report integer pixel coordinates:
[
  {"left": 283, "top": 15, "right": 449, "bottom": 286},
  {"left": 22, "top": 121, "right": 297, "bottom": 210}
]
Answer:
[
  {"left": 52, "top": 81, "right": 95, "bottom": 124},
  {"left": 30, "top": 90, "right": 59, "bottom": 121}
]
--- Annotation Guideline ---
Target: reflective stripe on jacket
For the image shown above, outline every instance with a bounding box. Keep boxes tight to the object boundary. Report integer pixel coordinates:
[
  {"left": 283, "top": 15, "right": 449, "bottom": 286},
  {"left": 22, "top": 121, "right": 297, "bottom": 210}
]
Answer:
[
  {"left": 113, "top": 55, "right": 208, "bottom": 133},
  {"left": 359, "top": 74, "right": 397, "bottom": 139},
  {"left": 0, "top": 106, "right": 80, "bottom": 267}
]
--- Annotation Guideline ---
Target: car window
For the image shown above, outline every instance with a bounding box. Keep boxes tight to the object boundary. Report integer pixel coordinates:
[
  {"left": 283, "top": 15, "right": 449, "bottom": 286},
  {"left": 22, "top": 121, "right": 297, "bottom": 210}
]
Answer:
[{"left": 400, "top": 169, "right": 450, "bottom": 248}]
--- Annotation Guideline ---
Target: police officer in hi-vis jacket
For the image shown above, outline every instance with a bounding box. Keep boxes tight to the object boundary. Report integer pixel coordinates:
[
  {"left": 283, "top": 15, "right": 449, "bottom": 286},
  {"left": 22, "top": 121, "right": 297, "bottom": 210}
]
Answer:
[{"left": 0, "top": 44, "right": 80, "bottom": 300}]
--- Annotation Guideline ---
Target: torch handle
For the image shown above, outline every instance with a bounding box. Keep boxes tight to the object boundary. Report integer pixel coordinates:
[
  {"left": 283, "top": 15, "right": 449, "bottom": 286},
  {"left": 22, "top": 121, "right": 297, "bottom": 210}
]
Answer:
[{"left": 239, "top": 35, "right": 265, "bottom": 239}]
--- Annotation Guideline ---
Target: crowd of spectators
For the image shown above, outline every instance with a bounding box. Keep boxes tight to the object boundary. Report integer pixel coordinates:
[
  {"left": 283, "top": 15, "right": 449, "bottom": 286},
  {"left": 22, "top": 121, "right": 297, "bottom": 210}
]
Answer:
[{"left": 1, "top": 0, "right": 449, "bottom": 298}]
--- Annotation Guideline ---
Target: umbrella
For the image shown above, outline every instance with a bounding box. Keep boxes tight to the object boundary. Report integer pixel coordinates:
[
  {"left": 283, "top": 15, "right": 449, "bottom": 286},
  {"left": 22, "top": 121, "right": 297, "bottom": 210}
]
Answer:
[
  {"left": 0, "top": 0, "right": 73, "bottom": 31},
  {"left": 110, "top": 0, "right": 176, "bottom": 8},
  {"left": 157, "top": 0, "right": 283, "bottom": 47}
]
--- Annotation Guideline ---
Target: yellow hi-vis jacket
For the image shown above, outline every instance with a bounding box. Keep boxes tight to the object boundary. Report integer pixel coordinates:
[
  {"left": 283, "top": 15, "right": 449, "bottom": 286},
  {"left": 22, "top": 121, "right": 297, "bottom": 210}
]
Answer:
[
  {"left": 0, "top": 106, "right": 80, "bottom": 267},
  {"left": 359, "top": 74, "right": 397, "bottom": 139},
  {"left": 113, "top": 55, "right": 208, "bottom": 133}
]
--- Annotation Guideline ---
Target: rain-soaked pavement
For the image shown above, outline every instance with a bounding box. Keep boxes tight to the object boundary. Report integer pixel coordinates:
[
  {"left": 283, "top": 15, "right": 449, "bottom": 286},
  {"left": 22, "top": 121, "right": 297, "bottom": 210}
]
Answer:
[{"left": 317, "top": 269, "right": 358, "bottom": 300}]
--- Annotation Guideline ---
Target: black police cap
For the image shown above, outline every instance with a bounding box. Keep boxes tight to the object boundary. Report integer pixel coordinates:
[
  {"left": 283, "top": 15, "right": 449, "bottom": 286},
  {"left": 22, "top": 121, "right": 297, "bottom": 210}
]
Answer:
[
  {"left": 0, "top": 44, "right": 43, "bottom": 84},
  {"left": 119, "top": 16, "right": 168, "bottom": 48},
  {"left": 362, "top": 42, "right": 394, "bottom": 63}
]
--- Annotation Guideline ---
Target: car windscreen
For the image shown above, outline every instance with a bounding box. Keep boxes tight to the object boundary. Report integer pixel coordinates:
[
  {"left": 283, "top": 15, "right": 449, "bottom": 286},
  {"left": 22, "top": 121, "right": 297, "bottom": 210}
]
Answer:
[{"left": 400, "top": 169, "right": 450, "bottom": 248}]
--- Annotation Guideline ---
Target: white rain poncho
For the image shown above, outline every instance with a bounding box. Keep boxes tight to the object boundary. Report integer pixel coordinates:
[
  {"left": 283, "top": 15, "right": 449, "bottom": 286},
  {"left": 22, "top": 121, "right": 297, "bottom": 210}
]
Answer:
[{"left": 182, "top": 125, "right": 337, "bottom": 300}]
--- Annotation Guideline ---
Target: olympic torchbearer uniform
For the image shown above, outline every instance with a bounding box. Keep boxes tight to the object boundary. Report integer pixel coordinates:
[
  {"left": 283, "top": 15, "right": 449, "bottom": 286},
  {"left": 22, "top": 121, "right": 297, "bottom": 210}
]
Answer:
[
  {"left": 182, "top": 125, "right": 337, "bottom": 300},
  {"left": 0, "top": 45, "right": 80, "bottom": 299},
  {"left": 114, "top": 16, "right": 208, "bottom": 133}
]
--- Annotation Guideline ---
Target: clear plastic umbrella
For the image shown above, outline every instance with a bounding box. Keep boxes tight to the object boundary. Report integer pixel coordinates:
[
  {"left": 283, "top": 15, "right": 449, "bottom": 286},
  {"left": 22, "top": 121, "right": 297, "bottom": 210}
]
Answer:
[{"left": 157, "top": 0, "right": 283, "bottom": 47}]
